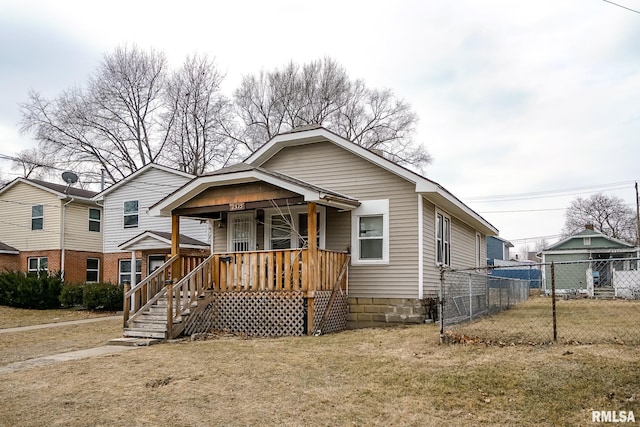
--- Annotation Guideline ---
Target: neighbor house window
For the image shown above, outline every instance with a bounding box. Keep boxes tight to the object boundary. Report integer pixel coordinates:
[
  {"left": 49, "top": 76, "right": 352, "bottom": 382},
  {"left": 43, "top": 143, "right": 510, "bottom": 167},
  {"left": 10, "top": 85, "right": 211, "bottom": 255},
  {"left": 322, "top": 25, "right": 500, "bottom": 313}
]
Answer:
[
  {"left": 583, "top": 237, "right": 591, "bottom": 246},
  {"left": 119, "top": 259, "right": 141, "bottom": 284},
  {"left": 31, "top": 205, "right": 44, "bottom": 230},
  {"left": 86, "top": 258, "right": 99, "bottom": 282},
  {"left": 28, "top": 257, "right": 48, "bottom": 275},
  {"left": 123, "top": 200, "right": 139, "bottom": 228},
  {"left": 436, "top": 211, "right": 451, "bottom": 266},
  {"left": 351, "top": 200, "right": 389, "bottom": 265},
  {"left": 89, "top": 208, "right": 101, "bottom": 232}
]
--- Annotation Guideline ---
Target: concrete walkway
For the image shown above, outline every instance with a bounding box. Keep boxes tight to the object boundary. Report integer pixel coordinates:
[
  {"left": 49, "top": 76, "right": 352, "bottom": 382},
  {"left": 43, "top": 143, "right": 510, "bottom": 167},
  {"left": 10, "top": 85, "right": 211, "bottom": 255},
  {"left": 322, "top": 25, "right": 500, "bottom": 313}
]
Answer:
[
  {"left": 0, "top": 315, "right": 121, "bottom": 334},
  {"left": 0, "top": 315, "right": 143, "bottom": 375}
]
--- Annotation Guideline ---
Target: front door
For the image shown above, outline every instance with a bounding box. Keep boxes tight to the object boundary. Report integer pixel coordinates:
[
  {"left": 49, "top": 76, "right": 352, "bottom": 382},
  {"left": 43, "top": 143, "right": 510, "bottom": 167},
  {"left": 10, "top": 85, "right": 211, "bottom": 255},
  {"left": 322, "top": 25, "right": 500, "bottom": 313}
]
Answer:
[
  {"left": 148, "top": 255, "right": 166, "bottom": 274},
  {"left": 228, "top": 212, "right": 256, "bottom": 252}
]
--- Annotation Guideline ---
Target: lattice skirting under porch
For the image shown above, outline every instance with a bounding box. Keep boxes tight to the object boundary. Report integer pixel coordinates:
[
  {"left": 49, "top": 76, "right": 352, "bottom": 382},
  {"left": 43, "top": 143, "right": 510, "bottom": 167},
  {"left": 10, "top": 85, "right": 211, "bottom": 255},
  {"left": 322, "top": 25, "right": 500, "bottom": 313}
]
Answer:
[
  {"left": 312, "top": 290, "right": 348, "bottom": 335},
  {"left": 184, "top": 291, "right": 306, "bottom": 337}
]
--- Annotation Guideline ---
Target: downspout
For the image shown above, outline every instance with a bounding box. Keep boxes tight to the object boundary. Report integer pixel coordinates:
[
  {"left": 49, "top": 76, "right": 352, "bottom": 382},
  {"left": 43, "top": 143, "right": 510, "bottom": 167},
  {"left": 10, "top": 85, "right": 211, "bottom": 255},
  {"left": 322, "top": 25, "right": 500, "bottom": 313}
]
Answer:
[
  {"left": 60, "top": 197, "right": 75, "bottom": 281},
  {"left": 417, "top": 194, "right": 424, "bottom": 300}
]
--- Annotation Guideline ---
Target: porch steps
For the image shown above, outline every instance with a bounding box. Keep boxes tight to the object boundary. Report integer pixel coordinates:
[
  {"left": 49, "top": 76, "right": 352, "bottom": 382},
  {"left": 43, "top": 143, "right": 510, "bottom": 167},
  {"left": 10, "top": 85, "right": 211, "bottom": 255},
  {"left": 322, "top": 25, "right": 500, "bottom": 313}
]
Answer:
[
  {"left": 594, "top": 287, "right": 616, "bottom": 300},
  {"left": 123, "top": 292, "right": 213, "bottom": 340}
]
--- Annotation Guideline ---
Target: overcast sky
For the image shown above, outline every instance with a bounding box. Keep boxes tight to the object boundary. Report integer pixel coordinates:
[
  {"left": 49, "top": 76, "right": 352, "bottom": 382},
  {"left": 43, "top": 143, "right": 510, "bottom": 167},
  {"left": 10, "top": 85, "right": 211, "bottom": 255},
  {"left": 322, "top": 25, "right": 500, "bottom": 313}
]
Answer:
[{"left": 1, "top": 0, "right": 639, "bottom": 254}]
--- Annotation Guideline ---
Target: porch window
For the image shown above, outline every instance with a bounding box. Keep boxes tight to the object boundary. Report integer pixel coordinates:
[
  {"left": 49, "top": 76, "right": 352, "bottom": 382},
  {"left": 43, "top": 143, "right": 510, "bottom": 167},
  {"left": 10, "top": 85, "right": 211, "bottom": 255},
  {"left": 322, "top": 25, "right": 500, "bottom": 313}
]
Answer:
[
  {"left": 351, "top": 199, "right": 389, "bottom": 265},
  {"left": 89, "top": 208, "right": 101, "bottom": 232},
  {"left": 86, "top": 258, "right": 99, "bottom": 282},
  {"left": 270, "top": 214, "right": 292, "bottom": 250},
  {"left": 298, "top": 213, "right": 320, "bottom": 248},
  {"left": 31, "top": 204, "right": 44, "bottom": 230},
  {"left": 28, "top": 257, "right": 48, "bottom": 275},
  {"left": 436, "top": 211, "right": 451, "bottom": 266},
  {"left": 119, "top": 259, "right": 141, "bottom": 285},
  {"left": 123, "top": 200, "right": 139, "bottom": 228}
]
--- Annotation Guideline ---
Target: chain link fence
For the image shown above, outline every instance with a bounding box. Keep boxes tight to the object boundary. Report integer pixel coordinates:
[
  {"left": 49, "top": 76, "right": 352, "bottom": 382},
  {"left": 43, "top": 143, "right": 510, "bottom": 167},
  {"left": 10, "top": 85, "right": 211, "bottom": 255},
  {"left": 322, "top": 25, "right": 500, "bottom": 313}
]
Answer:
[{"left": 440, "top": 258, "right": 640, "bottom": 345}]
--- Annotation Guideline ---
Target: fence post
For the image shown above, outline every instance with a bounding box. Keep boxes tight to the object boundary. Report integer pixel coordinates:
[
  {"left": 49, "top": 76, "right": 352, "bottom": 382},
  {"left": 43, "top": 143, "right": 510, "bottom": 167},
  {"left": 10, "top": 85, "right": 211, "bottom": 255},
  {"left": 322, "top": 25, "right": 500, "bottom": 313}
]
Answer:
[
  {"left": 439, "top": 266, "right": 445, "bottom": 344},
  {"left": 551, "top": 262, "right": 557, "bottom": 343}
]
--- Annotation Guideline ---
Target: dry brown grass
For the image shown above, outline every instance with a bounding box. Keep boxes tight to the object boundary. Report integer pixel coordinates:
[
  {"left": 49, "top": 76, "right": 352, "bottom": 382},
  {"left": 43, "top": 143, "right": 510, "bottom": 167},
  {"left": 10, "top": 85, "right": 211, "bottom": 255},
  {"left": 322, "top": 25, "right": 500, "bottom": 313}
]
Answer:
[
  {"left": 0, "top": 310, "right": 639, "bottom": 426},
  {"left": 0, "top": 306, "right": 116, "bottom": 329},
  {"left": 450, "top": 296, "right": 640, "bottom": 345}
]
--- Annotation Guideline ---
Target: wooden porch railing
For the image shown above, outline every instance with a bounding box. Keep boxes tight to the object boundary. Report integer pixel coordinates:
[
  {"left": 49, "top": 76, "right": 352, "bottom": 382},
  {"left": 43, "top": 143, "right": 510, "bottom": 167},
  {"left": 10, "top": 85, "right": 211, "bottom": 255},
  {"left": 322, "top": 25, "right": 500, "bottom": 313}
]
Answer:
[
  {"left": 211, "top": 249, "right": 349, "bottom": 293},
  {"left": 123, "top": 254, "right": 207, "bottom": 328}
]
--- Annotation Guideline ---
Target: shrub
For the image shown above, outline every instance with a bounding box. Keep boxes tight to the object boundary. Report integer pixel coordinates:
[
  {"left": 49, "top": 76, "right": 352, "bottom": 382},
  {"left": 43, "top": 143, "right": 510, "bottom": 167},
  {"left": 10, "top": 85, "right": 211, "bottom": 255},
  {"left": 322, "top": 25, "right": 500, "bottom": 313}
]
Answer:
[
  {"left": 82, "top": 283, "right": 123, "bottom": 311},
  {"left": 0, "top": 271, "right": 63, "bottom": 309},
  {"left": 59, "top": 283, "right": 85, "bottom": 308}
]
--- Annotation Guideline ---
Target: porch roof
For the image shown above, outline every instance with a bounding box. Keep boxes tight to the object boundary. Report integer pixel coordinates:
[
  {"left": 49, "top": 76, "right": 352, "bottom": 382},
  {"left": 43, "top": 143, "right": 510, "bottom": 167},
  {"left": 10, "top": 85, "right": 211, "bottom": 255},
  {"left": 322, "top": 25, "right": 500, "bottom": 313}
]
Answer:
[
  {"left": 118, "top": 230, "right": 209, "bottom": 251},
  {"left": 149, "top": 164, "right": 361, "bottom": 217},
  {"left": 0, "top": 241, "right": 19, "bottom": 255}
]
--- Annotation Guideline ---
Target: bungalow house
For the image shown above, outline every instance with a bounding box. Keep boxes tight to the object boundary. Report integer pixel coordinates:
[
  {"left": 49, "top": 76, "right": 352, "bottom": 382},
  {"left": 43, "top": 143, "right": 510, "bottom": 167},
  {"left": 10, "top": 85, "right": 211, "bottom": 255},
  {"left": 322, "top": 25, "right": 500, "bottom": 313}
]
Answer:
[
  {"left": 122, "top": 125, "right": 498, "bottom": 339},
  {"left": 92, "top": 163, "right": 210, "bottom": 287},
  {"left": 0, "top": 178, "right": 102, "bottom": 282},
  {"left": 538, "top": 225, "right": 640, "bottom": 298}
]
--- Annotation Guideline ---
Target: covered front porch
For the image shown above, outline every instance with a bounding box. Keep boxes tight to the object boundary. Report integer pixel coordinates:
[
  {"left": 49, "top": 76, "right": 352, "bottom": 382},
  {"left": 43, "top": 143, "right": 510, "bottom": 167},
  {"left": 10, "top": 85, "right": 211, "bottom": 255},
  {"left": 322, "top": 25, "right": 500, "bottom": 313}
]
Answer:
[{"left": 123, "top": 166, "right": 360, "bottom": 339}]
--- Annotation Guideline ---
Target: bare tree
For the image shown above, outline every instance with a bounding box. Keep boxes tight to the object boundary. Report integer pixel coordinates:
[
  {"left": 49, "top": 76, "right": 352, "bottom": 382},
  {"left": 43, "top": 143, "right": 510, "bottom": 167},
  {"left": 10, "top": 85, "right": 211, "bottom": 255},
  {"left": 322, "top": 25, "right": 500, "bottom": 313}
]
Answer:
[
  {"left": 160, "top": 54, "right": 238, "bottom": 174},
  {"left": 20, "top": 44, "right": 169, "bottom": 184},
  {"left": 562, "top": 193, "right": 637, "bottom": 244},
  {"left": 10, "top": 148, "right": 56, "bottom": 179},
  {"left": 232, "top": 57, "right": 431, "bottom": 169}
]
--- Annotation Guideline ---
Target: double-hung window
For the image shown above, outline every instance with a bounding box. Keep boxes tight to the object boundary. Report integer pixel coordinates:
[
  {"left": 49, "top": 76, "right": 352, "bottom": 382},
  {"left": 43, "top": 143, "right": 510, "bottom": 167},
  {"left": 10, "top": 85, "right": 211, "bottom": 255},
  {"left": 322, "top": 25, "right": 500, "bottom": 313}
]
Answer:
[
  {"left": 89, "top": 208, "right": 101, "bottom": 232},
  {"left": 436, "top": 211, "right": 451, "bottom": 266},
  {"left": 31, "top": 205, "right": 44, "bottom": 230},
  {"left": 119, "top": 259, "right": 141, "bottom": 285},
  {"left": 123, "top": 201, "right": 139, "bottom": 228},
  {"left": 86, "top": 258, "right": 100, "bottom": 282},
  {"left": 351, "top": 200, "right": 389, "bottom": 265}
]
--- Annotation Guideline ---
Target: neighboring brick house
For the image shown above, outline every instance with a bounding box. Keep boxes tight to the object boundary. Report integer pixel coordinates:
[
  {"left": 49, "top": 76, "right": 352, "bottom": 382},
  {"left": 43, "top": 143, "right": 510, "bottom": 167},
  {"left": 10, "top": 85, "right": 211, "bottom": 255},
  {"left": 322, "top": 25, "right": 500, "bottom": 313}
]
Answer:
[
  {"left": 0, "top": 178, "right": 103, "bottom": 283},
  {"left": 92, "top": 164, "right": 210, "bottom": 285}
]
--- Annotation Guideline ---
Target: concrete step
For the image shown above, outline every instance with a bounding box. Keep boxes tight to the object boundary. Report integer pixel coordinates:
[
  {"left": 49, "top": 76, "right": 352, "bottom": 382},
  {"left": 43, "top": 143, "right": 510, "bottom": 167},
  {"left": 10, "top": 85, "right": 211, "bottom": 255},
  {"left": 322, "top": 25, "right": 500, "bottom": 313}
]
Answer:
[
  {"left": 109, "top": 337, "right": 161, "bottom": 346},
  {"left": 123, "top": 328, "right": 166, "bottom": 339}
]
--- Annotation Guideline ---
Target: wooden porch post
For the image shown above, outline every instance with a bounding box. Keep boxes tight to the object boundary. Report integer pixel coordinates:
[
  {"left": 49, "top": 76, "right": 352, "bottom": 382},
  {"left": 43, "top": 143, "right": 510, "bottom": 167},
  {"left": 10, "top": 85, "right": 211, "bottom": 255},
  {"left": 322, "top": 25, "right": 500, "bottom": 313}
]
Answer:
[
  {"left": 307, "top": 202, "right": 318, "bottom": 335},
  {"left": 171, "top": 214, "right": 181, "bottom": 282}
]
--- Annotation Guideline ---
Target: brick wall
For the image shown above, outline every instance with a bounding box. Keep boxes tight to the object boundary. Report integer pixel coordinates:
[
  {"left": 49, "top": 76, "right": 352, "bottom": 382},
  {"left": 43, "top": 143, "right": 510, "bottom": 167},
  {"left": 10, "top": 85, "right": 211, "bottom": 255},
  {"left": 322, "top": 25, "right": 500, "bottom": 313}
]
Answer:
[
  {"left": 15, "top": 250, "right": 103, "bottom": 283},
  {"left": 347, "top": 297, "right": 435, "bottom": 327},
  {"left": 0, "top": 254, "right": 19, "bottom": 271}
]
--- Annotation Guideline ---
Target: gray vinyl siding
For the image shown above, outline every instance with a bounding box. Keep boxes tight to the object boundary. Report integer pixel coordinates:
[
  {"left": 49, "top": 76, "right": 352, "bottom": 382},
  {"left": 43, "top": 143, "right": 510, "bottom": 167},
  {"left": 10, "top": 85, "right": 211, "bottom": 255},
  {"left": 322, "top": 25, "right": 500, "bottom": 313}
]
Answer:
[
  {"left": 102, "top": 167, "right": 209, "bottom": 254},
  {"left": 0, "top": 183, "right": 61, "bottom": 250},
  {"left": 450, "top": 215, "right": 481, "bottom": 269},
  {"left": 262, "top": 141, "right": 419, "bottom": 299},
  {"left": 325, "top": 208, "right": 350, "bottom": 252},
  {"left": 422, "top": 198, "right": 439, "bottom": 297}
]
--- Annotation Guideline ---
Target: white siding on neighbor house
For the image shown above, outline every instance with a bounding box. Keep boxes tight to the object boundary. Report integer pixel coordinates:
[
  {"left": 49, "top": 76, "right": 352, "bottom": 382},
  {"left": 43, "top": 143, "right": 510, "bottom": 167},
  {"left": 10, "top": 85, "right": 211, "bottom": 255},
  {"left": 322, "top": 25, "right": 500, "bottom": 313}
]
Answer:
[
  {"left": 0, "top": 182, "right": 62, "bottom": 250},
  {"left": 63, "top": 204, "right": 103, "bottom": 253},
  {"left": 102, "top": 167, "right": 209, "bottom": 253},
  {"left": 262, "top": 141, "right": 420, "bottom": 299}
]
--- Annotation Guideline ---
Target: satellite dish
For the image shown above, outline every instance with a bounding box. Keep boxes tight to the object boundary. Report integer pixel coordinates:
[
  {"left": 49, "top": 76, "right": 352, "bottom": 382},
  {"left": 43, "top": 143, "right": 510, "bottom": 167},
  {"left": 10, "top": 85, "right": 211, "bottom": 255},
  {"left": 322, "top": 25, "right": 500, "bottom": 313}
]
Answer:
[{"left": 61, "top": 171, "right": 78, "bottom": 185}]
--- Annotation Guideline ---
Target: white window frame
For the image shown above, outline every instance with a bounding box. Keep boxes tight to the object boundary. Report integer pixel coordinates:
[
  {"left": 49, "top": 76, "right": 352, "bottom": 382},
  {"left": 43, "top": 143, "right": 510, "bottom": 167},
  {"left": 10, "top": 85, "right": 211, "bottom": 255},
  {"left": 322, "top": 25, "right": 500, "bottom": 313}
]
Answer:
[
  {"left": 88, "top": 208, "right": 101, "bottom": 232},
  {"left": 263, "top": 206, "right": 326, "bottom": 250},
  {"left": 28, "top": 257, "right": 48, "bottom": 275},
  {"left": 31, "top": 204, "right": 44, "bottom": 230},
  {"left": 351, "top": 200, "right": 389, "bottom": 265},
  {"left": 435, "top": 209, "right": 451, "bottom": 266},
  {"left": 86, "top": 258, "right": 100, "bottom": 282},
  {"left": 118, "top": 259, "right": 141, "bottom": 285},
  {"left": 123, "top": 200, "right": 139, "bottom": 229}
]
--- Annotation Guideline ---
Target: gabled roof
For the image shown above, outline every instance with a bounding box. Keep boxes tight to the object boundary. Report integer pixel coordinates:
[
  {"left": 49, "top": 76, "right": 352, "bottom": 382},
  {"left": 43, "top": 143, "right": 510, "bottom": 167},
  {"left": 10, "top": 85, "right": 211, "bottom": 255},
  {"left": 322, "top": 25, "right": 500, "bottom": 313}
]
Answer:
[
  {"left": 118, "top": 230, "right": 209, "bottom": 251},
  {"left": 149, "top": 164, "right": 361, "bottom": 217},
  {"left": 542, "top": 228, "right": 637, "bottom": 252},
  {"left": 245, "top": 126, "right": 498, "bottom": 235},
  {"left": 0, "top": 241, "right": 19, "bottom": 254},
  {"left": 93, "top": 163, "right": 194, "bottom": 200},
  {"left": 0, "top": 177, "right": 97, "bottom": 201},
  {"left": 488, "top": 235, "right": 515, "bottom": 248}
]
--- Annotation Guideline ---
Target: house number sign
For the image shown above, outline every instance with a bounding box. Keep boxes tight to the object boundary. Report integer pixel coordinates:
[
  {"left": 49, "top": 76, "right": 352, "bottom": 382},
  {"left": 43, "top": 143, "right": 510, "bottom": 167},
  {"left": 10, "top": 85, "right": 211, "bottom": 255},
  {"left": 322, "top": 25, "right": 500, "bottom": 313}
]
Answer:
[{"left": 229, "top": 202, "right": 245, "bottom": 211}]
